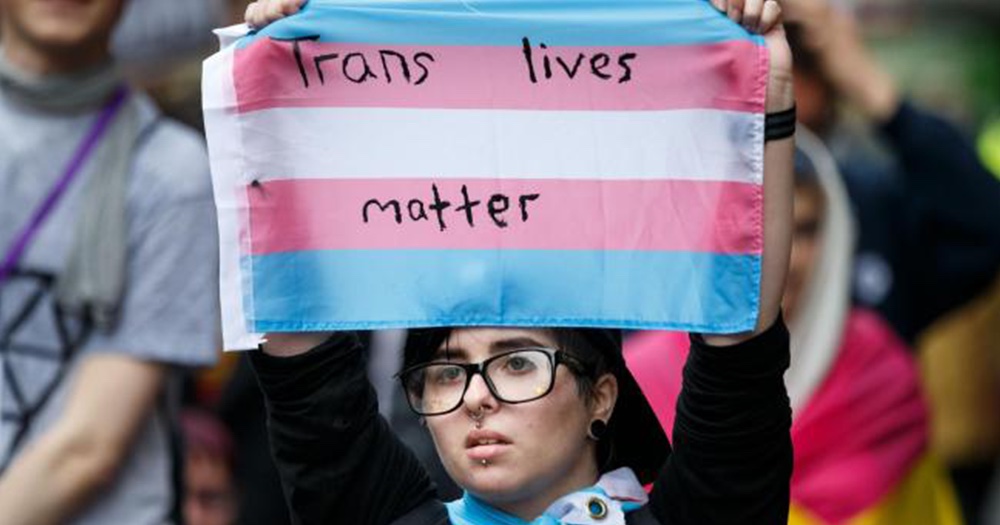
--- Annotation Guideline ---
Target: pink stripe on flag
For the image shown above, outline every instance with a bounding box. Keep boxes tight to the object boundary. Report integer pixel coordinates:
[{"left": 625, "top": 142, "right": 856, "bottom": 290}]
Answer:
[
  {"left": 234, "top": 40, "right": 765, "bottom": 113},
  {"left": 247, "top": 178, "right": 762, "bottom": 254}
]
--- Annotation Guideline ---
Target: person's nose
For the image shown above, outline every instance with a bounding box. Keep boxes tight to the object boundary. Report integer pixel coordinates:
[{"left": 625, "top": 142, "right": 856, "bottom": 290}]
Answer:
[{"left": 462, "top": 371, "right": 498, "bottom": 414}]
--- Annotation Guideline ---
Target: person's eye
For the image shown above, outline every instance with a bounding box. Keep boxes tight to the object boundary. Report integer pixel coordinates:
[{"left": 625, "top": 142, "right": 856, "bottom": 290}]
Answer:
[
  {"left": 432, "top": 366, "right": 464, "bottom": 384},
  {"left": 504, "top": 354, "right": 537, "bottom": 373}
]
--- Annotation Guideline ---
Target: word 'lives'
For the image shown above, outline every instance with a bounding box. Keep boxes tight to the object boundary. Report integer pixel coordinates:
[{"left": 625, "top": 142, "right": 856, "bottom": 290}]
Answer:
[
  {"left": 521, "top": 37, "right": 637, "bottom": 84},
  {"left": 363, "top": 183, "right": 541, "bottom": 232}
]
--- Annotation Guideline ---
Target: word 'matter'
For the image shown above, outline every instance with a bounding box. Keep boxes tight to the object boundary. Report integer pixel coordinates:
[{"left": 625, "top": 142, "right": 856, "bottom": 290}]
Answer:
[{"left": 363, "top": 183, "right": 541, "bottom": 231}]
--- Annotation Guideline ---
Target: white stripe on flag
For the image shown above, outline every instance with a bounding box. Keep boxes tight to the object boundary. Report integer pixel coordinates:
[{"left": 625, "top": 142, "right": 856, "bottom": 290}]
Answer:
[{"left": 238, "top": 107, "right": 763, "bottom": 184}]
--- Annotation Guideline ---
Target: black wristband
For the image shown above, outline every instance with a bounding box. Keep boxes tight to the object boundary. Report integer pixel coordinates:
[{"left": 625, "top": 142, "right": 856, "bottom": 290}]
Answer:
[{"left": 764, "top": 106, "right": 796, "bottom": 142}]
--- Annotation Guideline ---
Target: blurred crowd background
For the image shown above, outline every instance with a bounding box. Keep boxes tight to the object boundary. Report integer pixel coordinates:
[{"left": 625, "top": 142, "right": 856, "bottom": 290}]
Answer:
[{"left": 2, "top": 0, "right": 1000, "bottom": 524}]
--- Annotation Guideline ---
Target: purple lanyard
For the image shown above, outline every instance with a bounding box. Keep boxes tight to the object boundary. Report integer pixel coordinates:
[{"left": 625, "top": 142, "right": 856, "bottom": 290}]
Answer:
[{"left": 0, "top": 87, "right": 128, "bottom": 285}]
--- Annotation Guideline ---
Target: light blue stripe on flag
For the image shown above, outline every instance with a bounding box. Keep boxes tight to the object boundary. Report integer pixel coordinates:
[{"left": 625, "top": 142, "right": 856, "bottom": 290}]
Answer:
[
  {"left": 247, "top": 250, "right": 760, "bottom": 333},
  {"left": 239, "top": 0, "right": 764, "bottom": 48}
]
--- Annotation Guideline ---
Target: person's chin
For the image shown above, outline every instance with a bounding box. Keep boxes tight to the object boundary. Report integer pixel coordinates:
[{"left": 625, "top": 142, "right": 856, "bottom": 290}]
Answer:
[
  {"left": 25, "top": 22, "right": 97, "bottom": 49},
  {"left": 463, "top": 469, "right": 524, "bottom": 501},
  {"left": 457, "top": 456, "right": 524, "bottom": 494}
]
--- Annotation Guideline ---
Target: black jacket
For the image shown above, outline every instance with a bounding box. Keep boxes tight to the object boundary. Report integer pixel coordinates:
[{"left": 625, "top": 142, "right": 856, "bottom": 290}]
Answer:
[
  {"left": 841, "top": 102, "right": 1000, "bottom": 342},
  {"left": 250, "top": 319, "right": 792, "bottom": 525}
]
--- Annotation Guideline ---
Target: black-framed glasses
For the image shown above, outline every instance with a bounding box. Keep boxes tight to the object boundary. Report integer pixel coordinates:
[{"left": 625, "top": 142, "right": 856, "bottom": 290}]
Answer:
[{"left": 397, "top": 348, "right": 583, "bottom": 416}]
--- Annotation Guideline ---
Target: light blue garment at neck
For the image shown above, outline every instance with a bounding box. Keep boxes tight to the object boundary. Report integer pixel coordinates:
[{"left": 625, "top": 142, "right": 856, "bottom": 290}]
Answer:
[{"left": 446, "top": 467, "right": 648, "bottom": 525}]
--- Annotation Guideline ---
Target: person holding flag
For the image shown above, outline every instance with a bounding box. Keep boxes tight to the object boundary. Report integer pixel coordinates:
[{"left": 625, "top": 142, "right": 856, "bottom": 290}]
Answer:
[{"left": 230, "top": 0, "right": 797, "bottom": 523}]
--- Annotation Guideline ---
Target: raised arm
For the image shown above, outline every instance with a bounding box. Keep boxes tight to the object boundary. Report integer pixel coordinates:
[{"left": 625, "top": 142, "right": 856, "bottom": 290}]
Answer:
[
  {"left": 253, "top": 333, "right": 444, "bottom": 525},
  {"left": 648, "top": 2, "right": 795, "bottom": 524},
  {"left": 704, "top": 0, "right": 795, "bottom": 346}
]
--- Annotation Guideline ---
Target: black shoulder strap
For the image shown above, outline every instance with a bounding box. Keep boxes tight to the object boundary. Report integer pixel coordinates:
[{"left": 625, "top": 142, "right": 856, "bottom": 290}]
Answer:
[{"left": 389, "top": 499, "right": 451, "bottom": 525}]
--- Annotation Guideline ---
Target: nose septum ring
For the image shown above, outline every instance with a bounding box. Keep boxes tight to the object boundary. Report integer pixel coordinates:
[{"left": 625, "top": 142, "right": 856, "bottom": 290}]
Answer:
[{"left": 470, "top": 408, "right": 484, "bottom": 429}]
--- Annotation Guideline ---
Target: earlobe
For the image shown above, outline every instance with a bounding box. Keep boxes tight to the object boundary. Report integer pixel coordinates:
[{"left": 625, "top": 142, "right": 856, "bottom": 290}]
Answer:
[
  {"left": 587, "top": 419, "right": 608, "bottom": 441},
  {"left": 587, "top": 374, "right": 617, "bottom": 441}
]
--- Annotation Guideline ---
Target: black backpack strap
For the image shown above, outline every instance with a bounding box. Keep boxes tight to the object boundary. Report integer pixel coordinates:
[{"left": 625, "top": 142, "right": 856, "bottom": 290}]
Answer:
[
  {"left": 389, "top": 499, "right": 450, "bottom": 525},
  {"left": 164, "top": 392, "right": 185, "bottom": 525}
]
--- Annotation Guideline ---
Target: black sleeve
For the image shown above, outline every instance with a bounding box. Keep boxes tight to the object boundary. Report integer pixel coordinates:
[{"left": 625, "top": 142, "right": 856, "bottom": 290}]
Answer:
[
  {"left": 250, "top": 333, "right": 441, "bottom": 525},
  {"left": 882, "top": 101, "right": 1000, "bottom": 331},
  {"left": 649, "top": 317, "right": 793, "bottom": 525}
]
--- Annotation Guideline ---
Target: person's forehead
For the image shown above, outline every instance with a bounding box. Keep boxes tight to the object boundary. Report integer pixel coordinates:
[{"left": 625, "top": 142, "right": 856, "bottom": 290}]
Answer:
[{"left": 438, "top": 327, "right": 557, "bottom": 358}]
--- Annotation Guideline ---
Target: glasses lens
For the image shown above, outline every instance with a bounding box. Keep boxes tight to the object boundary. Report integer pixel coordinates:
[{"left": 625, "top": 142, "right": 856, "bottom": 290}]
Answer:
[
  {"left": 485, "top": 349, "right": 555, "bottom": 403},
  {"left": 402, "top": 363, "right": 467, "bottom": 415}
]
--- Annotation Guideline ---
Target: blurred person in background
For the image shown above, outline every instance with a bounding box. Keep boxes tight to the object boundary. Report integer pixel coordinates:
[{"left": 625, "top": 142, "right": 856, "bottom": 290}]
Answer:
[
  {"left": 0, "top": 1, "right": 218, "bottom": 525},
  {"left": 781, "top": 0, "right": 1000, "bottom": 349},
  {"left": 780, "top": 1, "right": 1000, "bottom": 522},
  {"left": 170, "top": 5, "right": 306, "bottom": 525},
  {"left": 214, "top": 355, "right": 293, "bottom": 525},
  {"left": 181, "top": 409, "right": 239, "bottom": 525},
  {"left": 626, "top": 132, "right": 964, "bottom": 525}
]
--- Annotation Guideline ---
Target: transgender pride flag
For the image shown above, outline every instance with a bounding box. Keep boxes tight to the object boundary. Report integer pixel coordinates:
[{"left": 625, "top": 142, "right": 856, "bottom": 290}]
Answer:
[{"left": 203, "top": 0, "right": 768, "bottom": 349}]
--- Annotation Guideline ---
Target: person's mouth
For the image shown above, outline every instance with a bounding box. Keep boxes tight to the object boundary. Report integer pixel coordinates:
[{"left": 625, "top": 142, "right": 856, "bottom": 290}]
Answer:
[
  {"left": 465, "top": 429, "right": 512, "bottom": 461},
  {"left": 37, "top": 0, "right": 90, "bottom": 6},
  {"left": 34, "top": 0, "right": 90, "bottom": 14}
]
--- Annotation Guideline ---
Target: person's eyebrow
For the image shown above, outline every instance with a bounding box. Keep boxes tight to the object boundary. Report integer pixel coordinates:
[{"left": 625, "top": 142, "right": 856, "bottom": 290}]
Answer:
[
  {"left": 430, "top": 336, "right": 551, "bottom": 361},
  {"left": 491, "top": 337, "right": 551, "bottom": 353},
  {"left": 431, "top": 346, "right": 468, "bottom": 361}
]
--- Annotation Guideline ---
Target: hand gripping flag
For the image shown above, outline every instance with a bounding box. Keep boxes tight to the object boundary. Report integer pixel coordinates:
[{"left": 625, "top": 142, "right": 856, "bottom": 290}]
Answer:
[{"left": 203, "top": 0, "right": 768, "bottom": 349}]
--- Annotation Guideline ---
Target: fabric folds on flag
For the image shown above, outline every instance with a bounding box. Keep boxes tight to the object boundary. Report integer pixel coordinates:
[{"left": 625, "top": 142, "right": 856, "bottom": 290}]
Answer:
[{"left": 203, "top": 0, "right": 768, "bottom": 349}]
